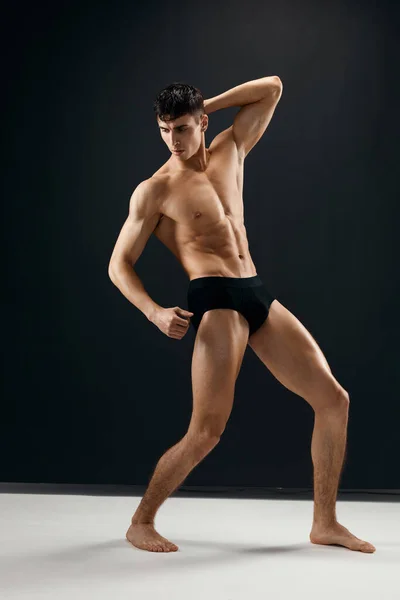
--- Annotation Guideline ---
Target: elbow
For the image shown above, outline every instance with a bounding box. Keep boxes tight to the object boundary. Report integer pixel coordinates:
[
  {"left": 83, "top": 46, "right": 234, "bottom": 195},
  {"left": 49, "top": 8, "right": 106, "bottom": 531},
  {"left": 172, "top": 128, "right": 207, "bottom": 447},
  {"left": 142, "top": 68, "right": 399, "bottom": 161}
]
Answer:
[
  {"left": 108, "top": 258, "right": 132, "bottom": 283},
  {"left": 108, "top": 262, "right": 118, "bottom": 283},
  {"left": 262, "top": 76, "right": 283, "bottom": 102},
  {"left": 269, "top": 76, "right": 283, "bottom": 97},
  {"left": 271, "top": 75, "right": 283, "bottom": 90}
]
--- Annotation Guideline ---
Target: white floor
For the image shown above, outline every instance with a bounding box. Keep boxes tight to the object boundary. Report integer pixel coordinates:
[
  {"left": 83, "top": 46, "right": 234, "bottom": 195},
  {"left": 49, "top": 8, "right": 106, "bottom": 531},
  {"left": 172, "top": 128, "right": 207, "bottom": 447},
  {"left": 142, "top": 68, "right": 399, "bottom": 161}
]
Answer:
[{"left": 0, "top": 492, "right": 399, "bottom": 599}]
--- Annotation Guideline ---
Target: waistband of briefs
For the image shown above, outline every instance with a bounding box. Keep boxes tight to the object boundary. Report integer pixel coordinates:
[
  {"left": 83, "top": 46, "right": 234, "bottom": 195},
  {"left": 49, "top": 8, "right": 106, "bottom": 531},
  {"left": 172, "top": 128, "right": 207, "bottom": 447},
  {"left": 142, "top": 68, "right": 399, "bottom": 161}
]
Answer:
[{"left": 188, "top": 274, "right": 263, "bottom": 290}]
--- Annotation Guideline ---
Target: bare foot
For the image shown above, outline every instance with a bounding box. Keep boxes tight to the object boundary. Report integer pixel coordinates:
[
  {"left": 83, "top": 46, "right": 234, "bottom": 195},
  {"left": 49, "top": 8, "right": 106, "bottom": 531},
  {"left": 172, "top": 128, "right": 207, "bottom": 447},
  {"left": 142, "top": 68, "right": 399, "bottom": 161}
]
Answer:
[
  {"left": 126, "top": 522, "right": 179, "bottom": 552},
  {"left": 310, "top": 522, "right": 376, "bottom": 553}
]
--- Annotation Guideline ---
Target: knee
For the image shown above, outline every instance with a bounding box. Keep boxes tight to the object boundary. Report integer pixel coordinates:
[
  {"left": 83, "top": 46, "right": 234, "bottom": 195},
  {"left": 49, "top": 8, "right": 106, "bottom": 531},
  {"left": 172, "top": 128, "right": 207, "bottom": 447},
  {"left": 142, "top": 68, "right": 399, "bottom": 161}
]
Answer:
[
  {"left": 328, "top": 385, "right": 349, "bottom": 413},
  {"left": 337, "top": 386, "right": 350, "bottom": 407},
  {"left": 311, "top": 381, "right": 349, "bottom": 413},
  {"left": 187, "top": 418, "right": 225, "bottom": 453}
]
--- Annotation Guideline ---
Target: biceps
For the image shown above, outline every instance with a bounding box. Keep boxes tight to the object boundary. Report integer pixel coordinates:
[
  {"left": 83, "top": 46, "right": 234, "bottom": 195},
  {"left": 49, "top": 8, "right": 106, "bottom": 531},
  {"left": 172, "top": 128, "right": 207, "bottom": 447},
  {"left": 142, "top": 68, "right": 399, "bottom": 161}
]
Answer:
[
  {"left": 232, "top": 91, "right": 282, "bottom": 157},
  {"left": 110, "top": 212, "right": 161, "bottom": 266}
]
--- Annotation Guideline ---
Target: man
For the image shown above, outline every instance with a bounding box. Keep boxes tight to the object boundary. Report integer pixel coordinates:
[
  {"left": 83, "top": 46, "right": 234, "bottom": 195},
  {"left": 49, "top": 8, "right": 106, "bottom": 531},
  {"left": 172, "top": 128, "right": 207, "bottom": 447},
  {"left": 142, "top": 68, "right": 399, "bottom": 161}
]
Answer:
[{"left": 108, "top": 78, "right": 375, "bottom": 554}]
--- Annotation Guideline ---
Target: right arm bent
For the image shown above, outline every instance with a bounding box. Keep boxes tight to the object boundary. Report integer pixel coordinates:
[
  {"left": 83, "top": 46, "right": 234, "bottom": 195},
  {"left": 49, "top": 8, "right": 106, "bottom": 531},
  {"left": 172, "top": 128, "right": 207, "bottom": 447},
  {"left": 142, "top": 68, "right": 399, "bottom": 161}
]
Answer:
[
  {"left": 108, "top": 179, "right": 162, "bottom": 321},
  {"left": 108, "top": 180, "right": 194, "bottom": 337}
]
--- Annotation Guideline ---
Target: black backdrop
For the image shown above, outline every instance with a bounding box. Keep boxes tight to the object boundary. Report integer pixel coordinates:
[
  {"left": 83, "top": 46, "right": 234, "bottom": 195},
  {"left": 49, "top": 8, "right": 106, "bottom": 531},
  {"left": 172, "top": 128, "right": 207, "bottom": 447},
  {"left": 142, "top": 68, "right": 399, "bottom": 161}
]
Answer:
[{"left": 2, "top": 0, "right": 399, "bottom": 490}]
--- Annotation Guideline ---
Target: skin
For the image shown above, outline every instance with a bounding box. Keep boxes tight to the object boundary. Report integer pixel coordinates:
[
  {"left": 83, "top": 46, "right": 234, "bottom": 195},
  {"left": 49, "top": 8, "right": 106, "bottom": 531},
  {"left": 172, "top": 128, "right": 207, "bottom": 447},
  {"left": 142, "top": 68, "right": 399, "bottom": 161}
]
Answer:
[{"left": 121, "top": 108, "right": 376, "bottom": 554}]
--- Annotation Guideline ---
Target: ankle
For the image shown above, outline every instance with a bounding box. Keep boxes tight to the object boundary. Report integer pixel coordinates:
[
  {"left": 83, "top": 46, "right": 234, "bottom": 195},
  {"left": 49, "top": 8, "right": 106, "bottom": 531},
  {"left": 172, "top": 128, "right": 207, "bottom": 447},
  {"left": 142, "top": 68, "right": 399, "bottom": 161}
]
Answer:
[
  {"left": 312, "top": 517, "right": 337, "bottom": 529},
  {"left": 131, "top": 517, "right": 154, "bottom": 526}
]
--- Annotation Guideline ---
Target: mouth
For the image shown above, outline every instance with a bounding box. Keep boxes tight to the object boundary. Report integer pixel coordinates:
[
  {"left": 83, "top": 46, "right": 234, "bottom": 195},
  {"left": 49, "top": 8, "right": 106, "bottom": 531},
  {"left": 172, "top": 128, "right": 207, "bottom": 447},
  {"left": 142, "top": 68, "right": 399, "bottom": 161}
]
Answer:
[{"left": 172, "top": 149, "right": 184, "bottom": 154}]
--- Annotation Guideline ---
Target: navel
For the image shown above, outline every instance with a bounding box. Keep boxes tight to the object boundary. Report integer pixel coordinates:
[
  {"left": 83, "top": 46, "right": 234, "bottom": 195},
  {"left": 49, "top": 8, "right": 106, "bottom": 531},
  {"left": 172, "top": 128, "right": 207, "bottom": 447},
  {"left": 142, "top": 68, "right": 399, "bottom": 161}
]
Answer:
[{"left": 194, "top": 211, "right": 202, "bottom": 219}]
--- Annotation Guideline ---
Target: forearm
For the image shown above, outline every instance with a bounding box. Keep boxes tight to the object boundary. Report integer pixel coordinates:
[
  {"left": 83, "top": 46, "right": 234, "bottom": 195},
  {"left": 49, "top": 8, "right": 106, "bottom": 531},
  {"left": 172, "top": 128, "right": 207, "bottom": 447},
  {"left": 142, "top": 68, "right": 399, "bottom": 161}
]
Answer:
[
  {"left": 204, "top": 75, "right": 281, "bottom": 114},
  {"left": 109, "top": 261, "right": 161, "bottom": 322}
]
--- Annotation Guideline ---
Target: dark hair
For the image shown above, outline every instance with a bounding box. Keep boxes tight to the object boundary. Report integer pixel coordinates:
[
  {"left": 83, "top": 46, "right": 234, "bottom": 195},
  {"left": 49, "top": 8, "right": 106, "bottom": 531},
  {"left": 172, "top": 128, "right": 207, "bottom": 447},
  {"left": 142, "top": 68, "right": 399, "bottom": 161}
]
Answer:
[{"left": 153, "top": 82, "right": 204, "bottom": 124}]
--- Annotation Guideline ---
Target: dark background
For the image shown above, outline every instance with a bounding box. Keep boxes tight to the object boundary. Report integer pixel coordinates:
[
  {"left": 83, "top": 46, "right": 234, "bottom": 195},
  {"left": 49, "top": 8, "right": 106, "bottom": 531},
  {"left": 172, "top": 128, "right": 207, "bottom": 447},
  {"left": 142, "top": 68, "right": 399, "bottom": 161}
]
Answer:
[{"left": 2, "top": 0, "right": 399, "bottom": 490}]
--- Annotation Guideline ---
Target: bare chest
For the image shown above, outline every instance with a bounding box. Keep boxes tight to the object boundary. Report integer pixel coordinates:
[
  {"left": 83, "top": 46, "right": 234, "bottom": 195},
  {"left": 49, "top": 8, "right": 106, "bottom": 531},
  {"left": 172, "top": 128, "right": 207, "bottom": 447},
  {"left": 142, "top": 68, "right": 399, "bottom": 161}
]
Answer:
[{"left": 161, "top": 154, "right": 244, "bottom": 229}]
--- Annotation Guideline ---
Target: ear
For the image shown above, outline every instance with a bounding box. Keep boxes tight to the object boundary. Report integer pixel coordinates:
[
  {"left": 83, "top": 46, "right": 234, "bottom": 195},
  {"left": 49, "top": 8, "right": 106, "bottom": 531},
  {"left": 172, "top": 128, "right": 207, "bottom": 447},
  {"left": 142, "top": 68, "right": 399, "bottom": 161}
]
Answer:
[{"left": 201, "top": 114, "right": 208, "bottom": 131}]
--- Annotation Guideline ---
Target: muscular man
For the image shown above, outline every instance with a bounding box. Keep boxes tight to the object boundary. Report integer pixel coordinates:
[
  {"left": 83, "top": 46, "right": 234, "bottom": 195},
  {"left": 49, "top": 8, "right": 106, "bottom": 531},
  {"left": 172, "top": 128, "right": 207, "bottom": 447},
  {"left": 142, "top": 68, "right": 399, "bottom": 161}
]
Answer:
[{"left": 108, "top": 78, "right": 375, "bottom": 554}]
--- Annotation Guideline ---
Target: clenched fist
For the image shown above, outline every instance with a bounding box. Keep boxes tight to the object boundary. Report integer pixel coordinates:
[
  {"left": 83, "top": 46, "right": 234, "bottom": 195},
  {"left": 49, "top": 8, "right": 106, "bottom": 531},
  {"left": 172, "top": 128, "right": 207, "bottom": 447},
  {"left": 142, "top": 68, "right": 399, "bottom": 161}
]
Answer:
[{"left": 151, "top": 306, "right": 194, "bottom": 339}]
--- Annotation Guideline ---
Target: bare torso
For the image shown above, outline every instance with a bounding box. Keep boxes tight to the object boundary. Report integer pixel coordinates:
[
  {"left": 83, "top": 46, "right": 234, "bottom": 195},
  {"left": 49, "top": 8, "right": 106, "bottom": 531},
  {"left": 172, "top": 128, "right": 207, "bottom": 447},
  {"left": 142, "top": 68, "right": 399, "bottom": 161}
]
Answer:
[{"left": 150, "top": 133, "right": 257, "bottom": 281}]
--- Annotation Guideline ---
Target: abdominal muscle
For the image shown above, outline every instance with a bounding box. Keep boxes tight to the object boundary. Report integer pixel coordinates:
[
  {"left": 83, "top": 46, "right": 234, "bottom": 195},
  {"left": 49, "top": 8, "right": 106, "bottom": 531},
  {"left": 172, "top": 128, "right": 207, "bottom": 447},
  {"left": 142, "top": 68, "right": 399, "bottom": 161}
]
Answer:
[
  {"left": 154, "top": 212, "right": 258, "bottom": 281},
  {"left": 184, "top": 250, "right": 258, "bottom": 281}
]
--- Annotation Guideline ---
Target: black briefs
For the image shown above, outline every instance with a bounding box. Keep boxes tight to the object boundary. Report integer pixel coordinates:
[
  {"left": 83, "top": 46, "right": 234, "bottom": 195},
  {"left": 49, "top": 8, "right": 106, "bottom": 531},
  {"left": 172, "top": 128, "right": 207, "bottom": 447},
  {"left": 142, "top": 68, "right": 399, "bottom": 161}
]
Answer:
[{"left": 187, "top": 275, "right": 275, "bottom": 337}]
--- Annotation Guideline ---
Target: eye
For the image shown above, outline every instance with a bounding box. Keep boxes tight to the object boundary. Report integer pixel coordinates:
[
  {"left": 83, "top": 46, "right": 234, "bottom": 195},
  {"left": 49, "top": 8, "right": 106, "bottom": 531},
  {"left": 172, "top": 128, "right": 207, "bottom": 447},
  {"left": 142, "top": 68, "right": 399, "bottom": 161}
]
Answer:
[{"left": 161, "top": 127, "right": 186, "bottom": 133}]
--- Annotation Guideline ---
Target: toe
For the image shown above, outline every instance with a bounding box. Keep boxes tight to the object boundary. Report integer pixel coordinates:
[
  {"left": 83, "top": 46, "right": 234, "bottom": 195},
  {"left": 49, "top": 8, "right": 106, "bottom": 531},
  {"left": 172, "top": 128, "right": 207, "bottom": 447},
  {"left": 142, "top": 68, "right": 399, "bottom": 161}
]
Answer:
[{"left": 361, "top": 542, "right": 376, "bottom": 553}]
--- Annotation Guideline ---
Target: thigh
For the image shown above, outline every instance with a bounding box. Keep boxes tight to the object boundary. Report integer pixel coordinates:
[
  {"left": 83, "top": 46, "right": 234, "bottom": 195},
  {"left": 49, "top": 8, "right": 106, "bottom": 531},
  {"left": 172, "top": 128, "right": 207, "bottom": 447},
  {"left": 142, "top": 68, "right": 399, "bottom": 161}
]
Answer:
[
  {"left": 248, "top": 300, "right": 343, "bottom": 409},
  {"left": 188, "top": 309, "right": 249, "bottom": 438}
]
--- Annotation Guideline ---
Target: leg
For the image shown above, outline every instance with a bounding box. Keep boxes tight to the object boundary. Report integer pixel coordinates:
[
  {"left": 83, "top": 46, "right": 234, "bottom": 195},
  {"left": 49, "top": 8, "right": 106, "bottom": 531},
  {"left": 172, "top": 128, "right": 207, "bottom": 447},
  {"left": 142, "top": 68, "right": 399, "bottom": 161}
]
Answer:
[
  {"left": 248, "top": 299, "right": 376, "bottom": 553},
  {"left": 126, "top": 308, "right": 249, "bottom": 552}
]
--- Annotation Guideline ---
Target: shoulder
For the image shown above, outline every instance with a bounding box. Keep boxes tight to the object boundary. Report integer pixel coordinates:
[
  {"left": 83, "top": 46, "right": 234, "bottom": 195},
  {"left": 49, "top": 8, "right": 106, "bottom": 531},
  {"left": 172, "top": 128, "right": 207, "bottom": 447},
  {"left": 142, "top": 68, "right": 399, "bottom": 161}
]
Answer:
[
  {"left": 134, "top": 174, "right": 169, "bottom": 198},
  {"left": 130, "top": 176, "right": 167, "bottom": 218},
  {"left": 135, "top": 172, "right": 166, "bottom": 190}
]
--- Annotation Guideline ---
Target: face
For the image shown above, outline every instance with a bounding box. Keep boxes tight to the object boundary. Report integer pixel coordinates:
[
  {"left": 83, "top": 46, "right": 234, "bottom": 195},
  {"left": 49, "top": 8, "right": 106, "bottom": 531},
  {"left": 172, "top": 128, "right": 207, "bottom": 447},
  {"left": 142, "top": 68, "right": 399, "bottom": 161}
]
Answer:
[{"left": 157, "top": 113, "right": 208, "bottom": 159}]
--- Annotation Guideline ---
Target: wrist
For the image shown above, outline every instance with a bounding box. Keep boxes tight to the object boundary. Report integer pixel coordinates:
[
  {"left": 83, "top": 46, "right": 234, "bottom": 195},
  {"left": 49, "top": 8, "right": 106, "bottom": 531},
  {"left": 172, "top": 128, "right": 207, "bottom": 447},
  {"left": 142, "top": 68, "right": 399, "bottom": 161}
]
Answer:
[
  {"left": 203, "top": 98, "right": 215, "bottom": 115},
  {"left": 147, "top": 304, "right": 161, "bottom": 323}
]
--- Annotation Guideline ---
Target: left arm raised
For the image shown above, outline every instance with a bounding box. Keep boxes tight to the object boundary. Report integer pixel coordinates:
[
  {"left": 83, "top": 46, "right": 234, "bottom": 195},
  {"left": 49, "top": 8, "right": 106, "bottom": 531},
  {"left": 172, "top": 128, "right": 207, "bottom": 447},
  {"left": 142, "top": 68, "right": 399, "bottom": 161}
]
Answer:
[{"left": 204, "top": 76, "right": 283, "bottom": 158}]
